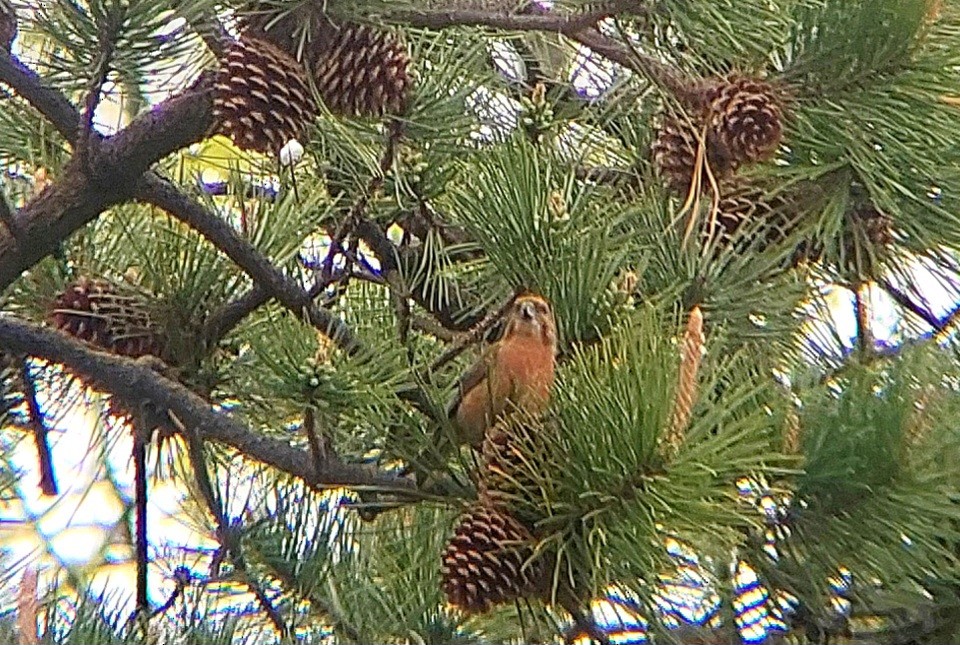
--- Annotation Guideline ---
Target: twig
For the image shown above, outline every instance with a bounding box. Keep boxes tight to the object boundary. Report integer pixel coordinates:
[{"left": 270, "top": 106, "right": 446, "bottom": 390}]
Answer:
[
  {"left": 201, "top": 285, "right": 272, "bottom": 349},
  {"left": 387, "top": 4, "right": 686, "bottom": 94},
  {"left": 411, "top": 315, "right": 460, "bottom": 342},
  {"left": 879, "top": 278, "right": 942, "bottom": 330},
  {"left": 355, "top": 217, "right": 486, "bottom": 333},
  {"left": 76, "top": 11, "right": 117, "bottom": 167},
  {"left": 148, "top": 567, "right": 190, "bottom": 620},
  {"left": 202, "top": 263, "right": 349, "bottom": 350},
  {"left": 854, "top": 282, "right": 875, "bottom": 359},
  {"left": 0, "top": 317, "right": 420, "bottom": 494},
  {"left": 0, "top": 52, "right": 82, "bottom": 141},
  {"left": 428, "top": 292, "right": 518, "bottom": 373},
  {"left": 19, "top": 359, "right": 57, "bottom": 496},
  {"left": 184, "top": 426, "right": 290, "bottom": 639},
  {"left": 387, "top": 7, "right": 615, "bottom": 33},
  {"left": 0, "top": 188, "right": 19, "bottom": 240},
  {"left": 132, "top": 418, "right": 149, "bottom": 622},
  {"left": 303, "top": 407, "right": 334, "bottom": 478},
  {"left": 559, "top": 593, "right": 611, "bottom": 645}
]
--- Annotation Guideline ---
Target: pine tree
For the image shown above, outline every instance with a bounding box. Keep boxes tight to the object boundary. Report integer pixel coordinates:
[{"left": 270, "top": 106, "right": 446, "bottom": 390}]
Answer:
[{"left": 1, "top": 0, "right": 960, "bottom": 643}]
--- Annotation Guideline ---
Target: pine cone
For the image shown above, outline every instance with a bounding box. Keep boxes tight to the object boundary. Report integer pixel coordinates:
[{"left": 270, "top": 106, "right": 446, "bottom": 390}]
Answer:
[
  {"left": 242, "top": 3, "right": 411, "bottom": 119},
  {"left": 850, "top": 206, "right": 894, "bottom": 247},
  {"left": 213, "top": 35, "right": 316, "bottom": 154},
  {"left": 0, "top": 0, "right": 16, "bottom": 52},
  {"left": 307, "top": 19, "right": 412, "bottom": 118},
  {"left": 705, "top": 76, "right": 784, "bottom": 165},
  {"left": 841, "top": 205, "right": 894, "bottom": 274},
  {"left": 0, "top": 351, "right": 19, "bottom": 417},
  {"left": 709, "top": 183, "right": 787, "bottom": 245},
  {"left": 652, "top": 113, "right": 738, "bottom": 196},
  {"left": 442, "top": 504, "right": 545, "bottom": 613},
  {"left": 478, "top": 421, "right": 551, "bottom": 525},
  {"left": 704, "top": 181, "right": 818, "bottom": 267},
  {"left": 50, "top": 277, "right": 162, "bottom": 358}
]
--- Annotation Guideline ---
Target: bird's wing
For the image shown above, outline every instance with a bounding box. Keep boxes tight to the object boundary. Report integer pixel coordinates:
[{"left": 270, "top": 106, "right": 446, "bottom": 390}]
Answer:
[{"left": 446, "top": 345, "right": 497, "bottom": 419}]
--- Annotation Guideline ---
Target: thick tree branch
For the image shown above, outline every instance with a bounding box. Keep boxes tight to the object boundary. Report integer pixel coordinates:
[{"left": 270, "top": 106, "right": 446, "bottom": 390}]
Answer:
[
  {"left": 0, "top": 317, "right": 416, "bottom": 494},
  {"left": 387, "top": 7, "right": 615, "bottom": 33},
  {"left": 0, "top": 69, "right": 214, "bottom": 289},
  {"left": 136, "top": 174, "right": 361, "bottom": 355},
  {"left": 384, "top": 4, "right": 687, "bottom": 94},
  {"left": 0, "top": 52, "right": 80, "bottom": 140}
]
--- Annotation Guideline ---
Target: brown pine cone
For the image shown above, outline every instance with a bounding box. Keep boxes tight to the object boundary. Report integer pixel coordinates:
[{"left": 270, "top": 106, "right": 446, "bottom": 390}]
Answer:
[
  {"left": 704, "top": 76, "right": 784, "bottom": 165},
  {"left": 50, "top": 277, "right": 163, "bottom": 358},
  {"left": 213, "top": 34, "right": 316, "bottom": 154},
  {"left": 441, "top": 504, "right": 546, "bottom": 613}
]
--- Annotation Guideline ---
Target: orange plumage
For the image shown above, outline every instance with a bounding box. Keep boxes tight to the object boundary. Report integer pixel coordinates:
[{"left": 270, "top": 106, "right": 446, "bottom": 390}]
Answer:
[{"left": 447, "top": 294, "right": 558, "bottom": 447}]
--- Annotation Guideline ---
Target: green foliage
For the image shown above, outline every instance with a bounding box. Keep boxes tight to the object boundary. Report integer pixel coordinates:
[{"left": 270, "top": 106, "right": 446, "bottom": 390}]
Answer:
[
  {"left": 749, "top": 347, "right": 960, "bottom": 626},
  {"left": 30, "top": 0, "right": 211, "bottom": 93},
  {"left": 448, "top": 138, "right": 634, "bottom": 345},
  {"left": 6, "top": 0, "right": 960, "bottom": 643},
  {"left": 320, "top": 504, "right": 471, "bottom": 644}
]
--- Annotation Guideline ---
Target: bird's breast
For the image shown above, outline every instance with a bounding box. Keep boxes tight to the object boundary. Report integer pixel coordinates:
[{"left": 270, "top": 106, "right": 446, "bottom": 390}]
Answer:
[{"left": 496, "top": 339, "right": 556, "bottom": 398}]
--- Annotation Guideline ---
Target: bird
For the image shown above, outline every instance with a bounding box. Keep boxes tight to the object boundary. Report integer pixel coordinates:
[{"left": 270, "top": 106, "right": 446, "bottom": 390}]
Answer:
[{"left": 447, "top": 293, "right": 558, "bottom": 447}]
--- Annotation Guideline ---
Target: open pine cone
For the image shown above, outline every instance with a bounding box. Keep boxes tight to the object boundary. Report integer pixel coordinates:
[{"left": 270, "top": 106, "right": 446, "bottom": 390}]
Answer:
[
  {"left": 213, "top": 34, "right": 316, "bottom": 154},
  {"left": 243, "top": 5, "right": 411, "bottom": 118},
  {"left": 307, "top": 19, "right": 412, "bottom": 118},
  {"left": 50, "top": 277, "right": 163, "bottom": 359},
  {"left": 704, "top": 76, "right": 784, "bottom": 165},
  {"left": 652, "top": 113, "right": 739, "bottom": 196},
  {"left": 441, "top": 504, "right": 545, "bottom": 613}
]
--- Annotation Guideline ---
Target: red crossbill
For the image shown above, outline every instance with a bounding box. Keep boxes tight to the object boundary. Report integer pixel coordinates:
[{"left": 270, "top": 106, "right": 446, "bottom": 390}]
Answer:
[{"left": 447, "top": 294, "right": 558, "bottom": 447}]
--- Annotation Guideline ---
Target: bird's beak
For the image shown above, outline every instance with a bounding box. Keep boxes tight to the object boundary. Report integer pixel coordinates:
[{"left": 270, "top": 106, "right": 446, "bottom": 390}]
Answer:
[{"left": 519, "top": 301, "right": 536, "bottom": 320}]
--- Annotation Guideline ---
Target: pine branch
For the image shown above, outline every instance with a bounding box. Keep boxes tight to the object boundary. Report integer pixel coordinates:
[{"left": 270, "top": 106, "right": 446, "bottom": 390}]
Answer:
[
  {"left": 76, "top": 9, "right": 119, "bottom": 166},
  {"left": 0, "top": 188, "right": 18, "bottom": 240},
  {"left": 428, "top": 291, "right": 517, "bottom": 372},
  {"left": 132, "top": 420, "right": 149, "bottom": 622},
  {"left": 854, "top": 283, "right": 875, "bottom": 359},
  {"left": 0, "top": 51, "right": 80, "bottom": 140},
  {"left": 0, "top": 62, "right": 214, "bottom": 289},
  {"left": 0, "top": 317, "right": 419, "bottom": 494},
  {"left": 387, "top": 6, "right": 620, "bottom": 33},
  {"left": 136, "top": 173, "right": 362, "bottom": 355},
  {"left": 385, "top": 3, "right": 688, "bottom": 93},
  {"left": 148, "top": 567, "right": 190, "bottom": 620},
  {"left": 184, "top": 422, "right": 291, "bottom": 639},
  {"left": 201, "top": 286, "right": 273, "bottom": 349},
  {"left": 879, "top": 277, "right": 956, "bottom": 332}
]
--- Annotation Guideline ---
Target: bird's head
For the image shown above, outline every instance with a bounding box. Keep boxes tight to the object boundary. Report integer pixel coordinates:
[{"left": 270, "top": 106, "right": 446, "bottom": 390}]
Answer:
[{"left": 504, "top": 294, "right": 557, "bottom": 351}]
